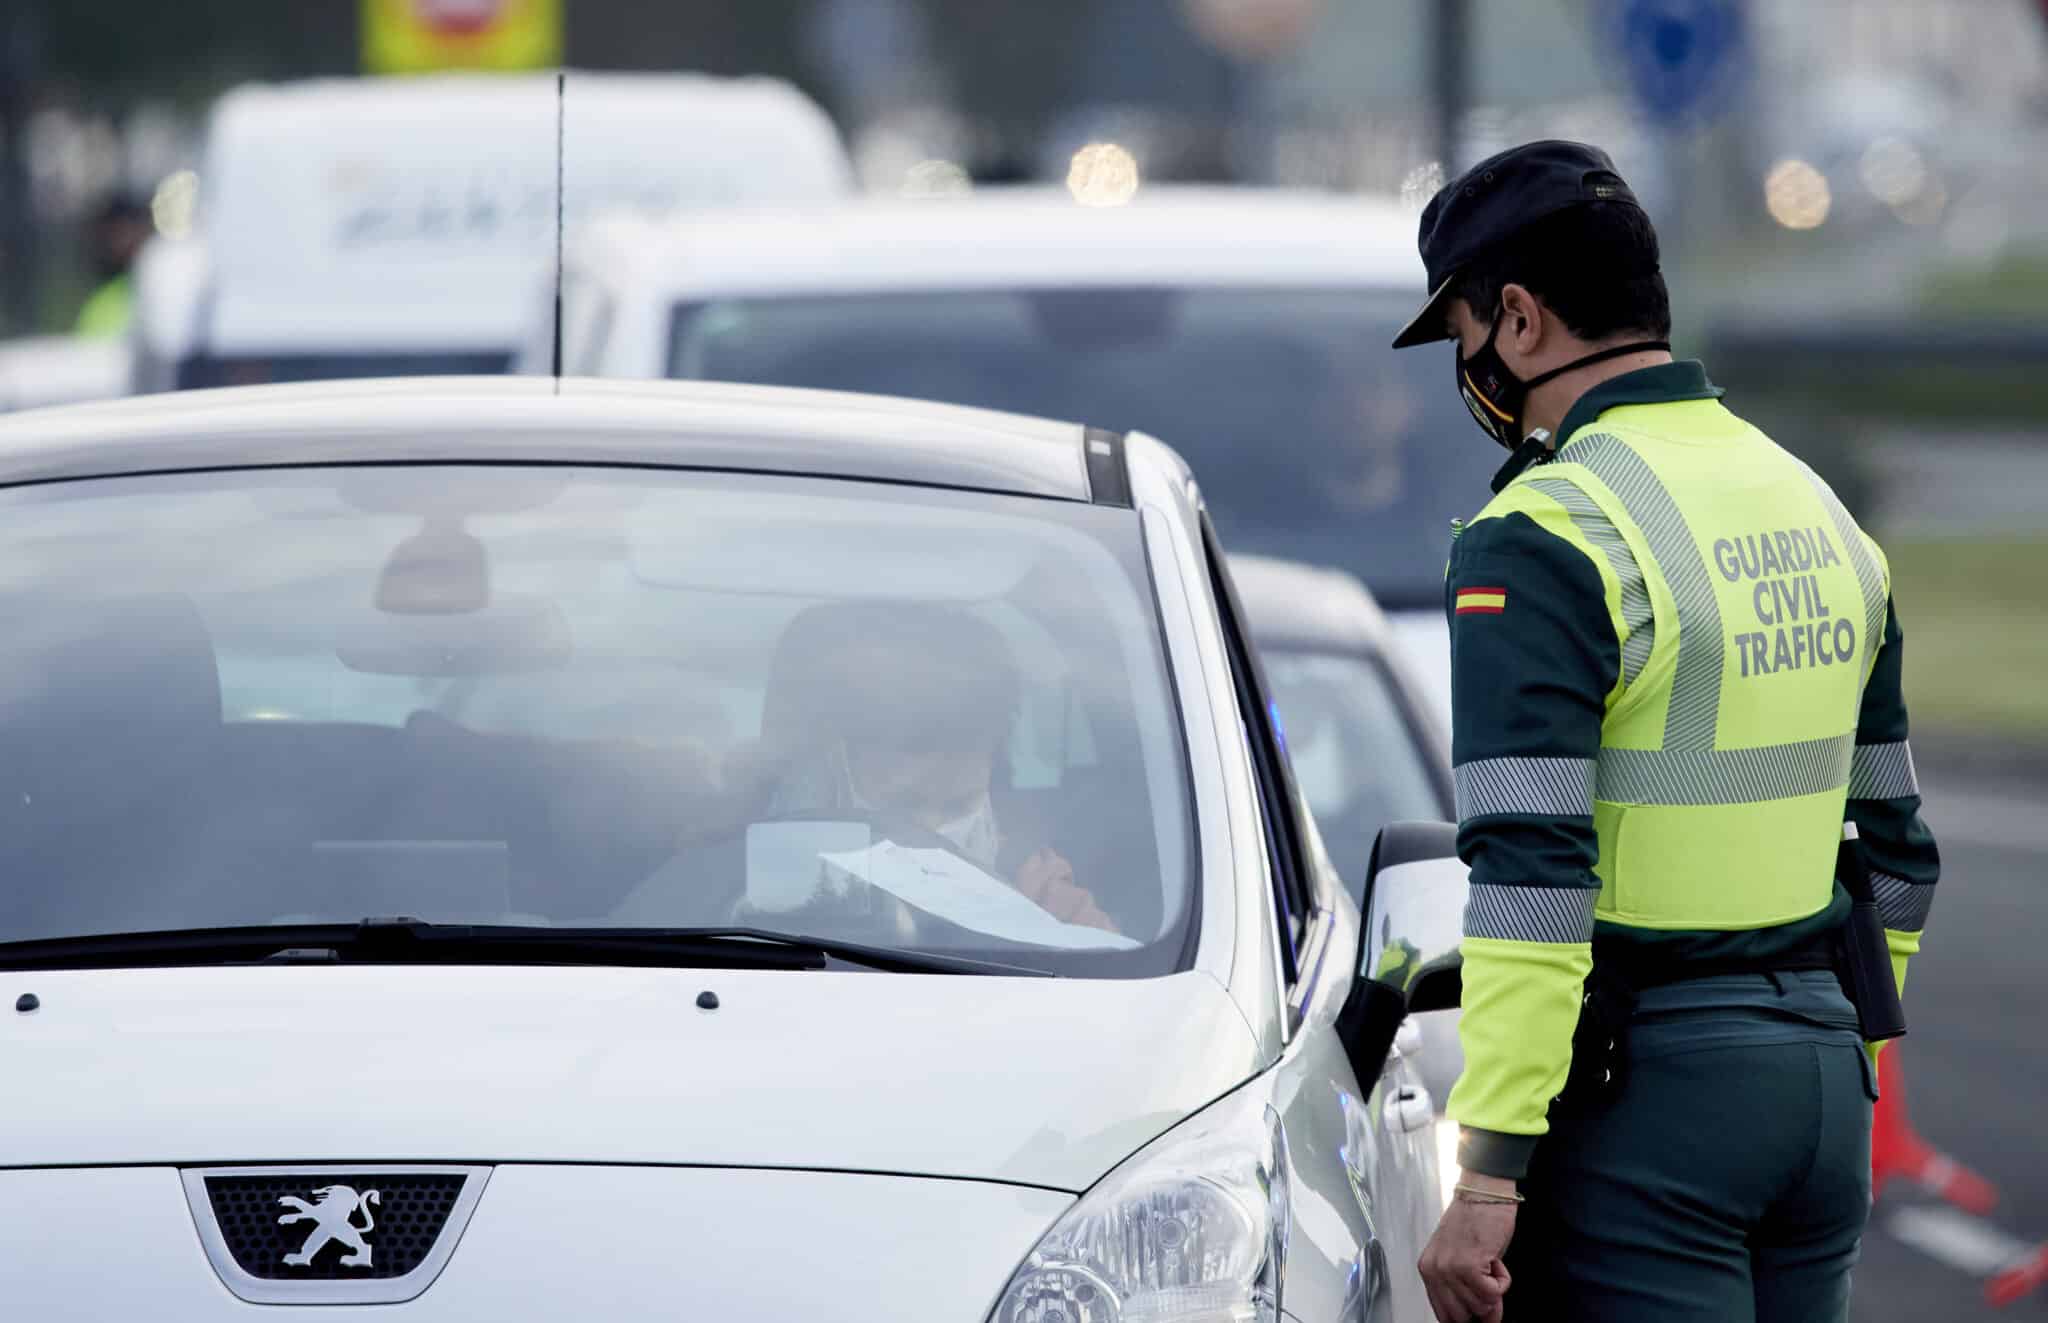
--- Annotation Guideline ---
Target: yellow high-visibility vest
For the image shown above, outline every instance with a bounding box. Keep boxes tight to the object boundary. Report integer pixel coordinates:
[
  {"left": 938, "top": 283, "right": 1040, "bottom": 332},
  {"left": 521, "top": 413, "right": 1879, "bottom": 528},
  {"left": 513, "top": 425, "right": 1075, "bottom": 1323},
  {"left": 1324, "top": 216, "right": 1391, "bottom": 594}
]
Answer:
[
  {"left": 361, "top": 0, "right": 563, "bottom": 76},
  {"left": 1485, "top": 400, "right": 1889, "bottom": 929}
]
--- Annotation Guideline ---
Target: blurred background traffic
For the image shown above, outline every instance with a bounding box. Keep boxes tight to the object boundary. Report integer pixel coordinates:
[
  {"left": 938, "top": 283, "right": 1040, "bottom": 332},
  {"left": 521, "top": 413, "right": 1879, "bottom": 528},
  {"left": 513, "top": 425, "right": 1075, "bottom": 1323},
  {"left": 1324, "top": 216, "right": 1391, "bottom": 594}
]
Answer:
[{"left": 1, "top": 0, "right": 2044, "bottom": 1315}]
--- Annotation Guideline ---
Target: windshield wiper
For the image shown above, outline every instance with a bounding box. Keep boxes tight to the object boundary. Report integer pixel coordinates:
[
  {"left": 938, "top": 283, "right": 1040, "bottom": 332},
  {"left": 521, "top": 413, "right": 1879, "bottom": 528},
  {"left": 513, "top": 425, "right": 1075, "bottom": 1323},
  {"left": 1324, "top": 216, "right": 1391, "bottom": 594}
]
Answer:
[
  {"left": 0, "top": 919, "right": 1053, "bottom": 977},
  {"left": 662, "top": 926, "right": 1054, "bottom": 977}
]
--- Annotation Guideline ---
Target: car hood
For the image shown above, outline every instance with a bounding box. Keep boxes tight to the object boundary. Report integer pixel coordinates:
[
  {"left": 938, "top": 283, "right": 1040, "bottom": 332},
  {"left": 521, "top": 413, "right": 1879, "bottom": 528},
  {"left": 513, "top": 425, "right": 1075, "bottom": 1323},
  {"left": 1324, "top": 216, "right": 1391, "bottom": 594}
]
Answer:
[{"left": 0, "top": 964, "right": 1263, "bottom": 1191}]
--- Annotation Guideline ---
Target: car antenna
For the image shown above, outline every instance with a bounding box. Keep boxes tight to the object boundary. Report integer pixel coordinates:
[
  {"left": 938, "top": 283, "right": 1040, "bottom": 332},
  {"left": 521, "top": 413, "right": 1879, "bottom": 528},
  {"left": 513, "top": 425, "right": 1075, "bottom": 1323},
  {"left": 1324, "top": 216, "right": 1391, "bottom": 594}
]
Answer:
[{"left": 551, "top": 70, "right": 566, "bottom": 394}]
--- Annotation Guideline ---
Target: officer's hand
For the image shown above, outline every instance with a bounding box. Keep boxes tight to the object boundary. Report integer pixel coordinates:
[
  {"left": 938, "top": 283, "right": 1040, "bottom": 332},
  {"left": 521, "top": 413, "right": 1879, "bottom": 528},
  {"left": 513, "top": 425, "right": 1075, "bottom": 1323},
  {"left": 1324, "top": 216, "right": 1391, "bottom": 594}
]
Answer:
[{"left": 1420, "top": 1180, "right": 1516, "bottom": 1323}]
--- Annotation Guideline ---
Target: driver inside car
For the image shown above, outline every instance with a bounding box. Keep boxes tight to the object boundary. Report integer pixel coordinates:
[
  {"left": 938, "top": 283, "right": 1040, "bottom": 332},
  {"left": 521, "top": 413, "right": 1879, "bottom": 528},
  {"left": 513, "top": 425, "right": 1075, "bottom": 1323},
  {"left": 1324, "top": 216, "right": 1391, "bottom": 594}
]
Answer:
[{"left": 748, "top": 601, "right": 1119, "bottom": 935}]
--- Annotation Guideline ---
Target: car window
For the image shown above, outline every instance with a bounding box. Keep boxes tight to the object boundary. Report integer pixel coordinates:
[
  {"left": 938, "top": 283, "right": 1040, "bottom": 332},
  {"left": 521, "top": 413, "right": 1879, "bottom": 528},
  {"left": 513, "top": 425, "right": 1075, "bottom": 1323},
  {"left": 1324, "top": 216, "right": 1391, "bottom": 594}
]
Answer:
[
  {"left": 560, "top": 273, "right": 615, "bottom": 377},
  {"left": 1262, "top": 649, "right": 1445, "bottom": 894},
  {"left": 0, "top": 466, "right": 1192, "bottom": 977},
  {"left": 435, "top": 597, "right": 1103, "bottom": 787},
  {"left": 174, "top": 350, "right": 514, "bottom": 390},
  {"left": 667, "top": 287, "right": 1497, "bottom": 610}
]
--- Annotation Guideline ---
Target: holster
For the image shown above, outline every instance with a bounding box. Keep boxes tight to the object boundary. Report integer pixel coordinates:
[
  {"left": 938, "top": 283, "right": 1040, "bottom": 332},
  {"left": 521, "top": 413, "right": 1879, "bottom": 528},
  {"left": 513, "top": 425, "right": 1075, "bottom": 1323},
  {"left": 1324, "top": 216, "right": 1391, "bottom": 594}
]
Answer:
[
  {"left": 1556, "top": 964, "right": 1640, "bottom": 1110},
  {"left": 1833, "top": 827, "right": 1908, "bottom": 1042}
]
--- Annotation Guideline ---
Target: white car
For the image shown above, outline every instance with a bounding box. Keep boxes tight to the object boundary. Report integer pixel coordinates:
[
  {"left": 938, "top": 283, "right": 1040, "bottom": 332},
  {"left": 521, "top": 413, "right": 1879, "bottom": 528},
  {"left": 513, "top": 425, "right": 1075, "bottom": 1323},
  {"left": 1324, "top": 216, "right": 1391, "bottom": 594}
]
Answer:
[
  {"left": 1232, "top": 553, "right": 1451, "bottom": 884},
  {"left": 544, "top": 188, "right": 1504, "bottom": 732},
  {"left": 132, "top": 73, "right": 851, "bottom": 395},
  {"left": 0, "top": 378, "right": 1466, "bottom": 1321}
]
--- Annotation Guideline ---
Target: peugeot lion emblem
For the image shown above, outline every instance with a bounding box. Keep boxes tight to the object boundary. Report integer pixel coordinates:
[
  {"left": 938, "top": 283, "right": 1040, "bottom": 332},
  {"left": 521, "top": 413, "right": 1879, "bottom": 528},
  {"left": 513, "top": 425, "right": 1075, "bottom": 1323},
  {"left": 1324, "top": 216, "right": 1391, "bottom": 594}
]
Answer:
[{"left": 277, "top": 1184, "right": 382, "bottom": 1268}]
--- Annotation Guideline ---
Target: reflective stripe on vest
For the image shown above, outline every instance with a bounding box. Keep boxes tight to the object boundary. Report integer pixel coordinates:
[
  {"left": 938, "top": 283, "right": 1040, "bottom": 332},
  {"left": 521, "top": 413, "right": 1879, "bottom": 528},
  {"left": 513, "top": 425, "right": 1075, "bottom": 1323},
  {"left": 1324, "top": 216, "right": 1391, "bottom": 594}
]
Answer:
[
  {"left": 1527, "top": 478, "right": 1655, "bottom": 687},
  {"left": 1800, "top": 461, "right": 1889, "bottom": 678},
  {"left": 1568, "top": 433, "right": 1725, "bottom": 751},
  {"left": 1595, "top": 734, "right": 1852, "bottom": 805}
]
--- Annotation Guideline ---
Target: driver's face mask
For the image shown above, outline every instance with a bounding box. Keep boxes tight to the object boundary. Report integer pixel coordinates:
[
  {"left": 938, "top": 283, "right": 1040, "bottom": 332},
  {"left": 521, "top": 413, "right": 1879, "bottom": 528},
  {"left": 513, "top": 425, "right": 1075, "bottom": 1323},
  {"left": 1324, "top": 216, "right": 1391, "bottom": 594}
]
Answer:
[{"left": 838, "top": 741, "right": 1005, "bottom": 871}]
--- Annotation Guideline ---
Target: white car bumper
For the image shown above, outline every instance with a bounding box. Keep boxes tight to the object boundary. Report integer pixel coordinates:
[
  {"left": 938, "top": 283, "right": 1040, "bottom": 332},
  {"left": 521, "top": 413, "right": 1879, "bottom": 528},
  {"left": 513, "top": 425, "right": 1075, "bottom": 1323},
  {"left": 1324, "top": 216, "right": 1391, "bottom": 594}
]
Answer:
[{"left": 0, "top": 1164, "right": 1070, "bottom": 1319}]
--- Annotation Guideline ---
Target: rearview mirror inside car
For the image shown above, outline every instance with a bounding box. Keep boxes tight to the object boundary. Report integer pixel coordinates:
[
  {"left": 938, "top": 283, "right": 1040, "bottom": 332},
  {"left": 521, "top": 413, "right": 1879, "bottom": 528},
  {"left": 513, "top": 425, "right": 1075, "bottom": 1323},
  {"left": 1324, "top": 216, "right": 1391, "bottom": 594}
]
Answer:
[
  {"left": 1334, "top": 820, "right": 1468, "bottom": 1087},
  {"left": 336, "top": 595, "right": 572, "bottom": 676}
]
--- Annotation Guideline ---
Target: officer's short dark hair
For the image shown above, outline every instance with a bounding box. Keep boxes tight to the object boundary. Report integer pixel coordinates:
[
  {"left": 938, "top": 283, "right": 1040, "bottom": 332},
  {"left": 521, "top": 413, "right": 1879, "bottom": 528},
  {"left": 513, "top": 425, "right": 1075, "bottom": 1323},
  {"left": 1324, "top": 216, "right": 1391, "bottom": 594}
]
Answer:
[
  {"left": 1453, "top": 201, "right": 1671, "bottom": 343},
  {"left": 92, "top": 193, "right": 151, "bottom": 229}
]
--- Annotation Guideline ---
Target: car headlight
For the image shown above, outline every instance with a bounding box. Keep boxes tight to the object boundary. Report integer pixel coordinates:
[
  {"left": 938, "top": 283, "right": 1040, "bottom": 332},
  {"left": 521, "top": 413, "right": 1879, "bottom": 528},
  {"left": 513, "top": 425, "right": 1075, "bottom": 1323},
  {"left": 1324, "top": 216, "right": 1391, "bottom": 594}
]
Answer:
[{"left": 991, "top": 1087, "right": 1289, "bottom": 1323}]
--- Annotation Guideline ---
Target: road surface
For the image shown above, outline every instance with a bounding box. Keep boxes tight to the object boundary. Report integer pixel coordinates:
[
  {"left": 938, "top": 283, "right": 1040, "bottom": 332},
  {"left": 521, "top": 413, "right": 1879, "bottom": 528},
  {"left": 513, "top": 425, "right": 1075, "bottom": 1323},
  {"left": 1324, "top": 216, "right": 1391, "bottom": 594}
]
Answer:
[{"left": 1853, "top": 756, "right": 2048, "bottom": 1320}]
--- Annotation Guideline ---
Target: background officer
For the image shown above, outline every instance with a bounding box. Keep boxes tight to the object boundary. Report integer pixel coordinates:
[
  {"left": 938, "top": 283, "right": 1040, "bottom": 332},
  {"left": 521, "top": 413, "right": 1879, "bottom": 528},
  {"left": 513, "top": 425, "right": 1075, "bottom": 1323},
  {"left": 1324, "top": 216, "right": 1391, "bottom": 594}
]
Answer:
[
  {"left": 72, "top": 193, "right": 150, "bottom": 339},
  {"left": 1392, "top": 141, "right": 1942, "bottom": 1322}
]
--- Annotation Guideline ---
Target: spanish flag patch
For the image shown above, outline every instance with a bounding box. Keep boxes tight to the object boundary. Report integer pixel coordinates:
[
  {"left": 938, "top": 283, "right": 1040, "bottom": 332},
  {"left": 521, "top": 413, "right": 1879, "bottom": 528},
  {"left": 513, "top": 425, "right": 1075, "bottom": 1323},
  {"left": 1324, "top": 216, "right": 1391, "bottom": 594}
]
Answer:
[{"left": 1456, "top": 586, "right": 1507, "bottom": 615}]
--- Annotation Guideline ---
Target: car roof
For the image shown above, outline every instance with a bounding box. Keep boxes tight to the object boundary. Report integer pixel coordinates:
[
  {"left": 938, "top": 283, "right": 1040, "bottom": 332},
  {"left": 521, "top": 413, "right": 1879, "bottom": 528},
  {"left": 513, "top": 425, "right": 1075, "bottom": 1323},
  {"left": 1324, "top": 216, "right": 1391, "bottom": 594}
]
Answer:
[
  {"left": 207, "top": 70, "right": 838, "bottom": 127},
  {"left": 0, "top": 377, "right": 1100, "bottom": 501},
  {"left": 1228, "top": 552, "right": 1396, "bottom": 655},
  {"left": 570, "top": 186, "right": 1424, "bottom": 298}
]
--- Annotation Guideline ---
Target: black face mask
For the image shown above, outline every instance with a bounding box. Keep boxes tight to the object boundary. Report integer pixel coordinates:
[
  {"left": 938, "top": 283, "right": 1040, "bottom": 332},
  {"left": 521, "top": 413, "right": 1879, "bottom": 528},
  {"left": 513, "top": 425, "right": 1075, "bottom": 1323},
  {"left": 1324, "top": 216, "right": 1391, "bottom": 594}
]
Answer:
[{"left": 1456, "top": 309, "right": 1670, "bottom": 450}]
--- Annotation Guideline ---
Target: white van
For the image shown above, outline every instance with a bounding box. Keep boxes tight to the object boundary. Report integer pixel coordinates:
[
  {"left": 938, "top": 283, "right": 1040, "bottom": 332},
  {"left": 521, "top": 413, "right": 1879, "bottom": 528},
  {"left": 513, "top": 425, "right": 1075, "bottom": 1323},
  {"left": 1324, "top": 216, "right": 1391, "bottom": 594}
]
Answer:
[{"left": 134, "top": 73, "right": 851, "bottom": 394}]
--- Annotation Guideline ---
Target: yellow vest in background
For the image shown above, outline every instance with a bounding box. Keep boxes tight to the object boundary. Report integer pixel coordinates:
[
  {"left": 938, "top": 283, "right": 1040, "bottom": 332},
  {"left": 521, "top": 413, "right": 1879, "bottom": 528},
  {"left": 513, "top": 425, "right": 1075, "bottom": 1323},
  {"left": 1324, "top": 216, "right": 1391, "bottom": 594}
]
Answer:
[{"left": 362, "top": 0, "right": 564, "bottom": 76}]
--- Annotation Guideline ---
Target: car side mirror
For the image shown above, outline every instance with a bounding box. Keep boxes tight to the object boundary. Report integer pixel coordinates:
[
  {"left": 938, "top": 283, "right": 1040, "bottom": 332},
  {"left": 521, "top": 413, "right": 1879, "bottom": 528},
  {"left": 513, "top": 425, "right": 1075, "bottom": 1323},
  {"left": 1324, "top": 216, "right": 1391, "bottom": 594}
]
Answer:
[{"left": 1334, "top": 820, "right": 1468, "bottom": 1087}]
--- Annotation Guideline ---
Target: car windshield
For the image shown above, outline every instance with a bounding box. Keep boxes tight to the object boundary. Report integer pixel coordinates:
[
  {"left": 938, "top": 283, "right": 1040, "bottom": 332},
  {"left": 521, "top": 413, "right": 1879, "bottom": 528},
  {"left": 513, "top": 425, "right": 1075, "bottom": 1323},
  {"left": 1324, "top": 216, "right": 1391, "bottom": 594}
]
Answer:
[
  {"left": 1262, "top": 649, "right": 1445, "bottom": 893},
  {"left": 0, "top": 466, "right": 1192, "bottom": 976},
  {"left": 668, "top": 287, "right": 1497, "bottom": 609}
]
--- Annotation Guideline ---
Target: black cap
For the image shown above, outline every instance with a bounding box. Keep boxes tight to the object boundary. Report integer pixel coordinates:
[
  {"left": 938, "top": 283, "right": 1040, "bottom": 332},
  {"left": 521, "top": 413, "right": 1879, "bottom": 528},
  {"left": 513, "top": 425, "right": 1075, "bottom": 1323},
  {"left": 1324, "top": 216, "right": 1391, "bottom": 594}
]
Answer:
[{"left": 1391, "top": 140, "right": 1645, "bottom": 349}]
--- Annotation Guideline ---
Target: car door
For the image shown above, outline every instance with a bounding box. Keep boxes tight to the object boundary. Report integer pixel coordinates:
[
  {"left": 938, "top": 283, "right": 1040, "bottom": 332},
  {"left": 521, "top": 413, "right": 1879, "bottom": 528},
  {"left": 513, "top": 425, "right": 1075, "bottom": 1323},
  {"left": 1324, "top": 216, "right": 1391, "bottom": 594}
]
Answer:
[{"left": 1201, "top": 518, "right": 1440, "bottom": 1323}]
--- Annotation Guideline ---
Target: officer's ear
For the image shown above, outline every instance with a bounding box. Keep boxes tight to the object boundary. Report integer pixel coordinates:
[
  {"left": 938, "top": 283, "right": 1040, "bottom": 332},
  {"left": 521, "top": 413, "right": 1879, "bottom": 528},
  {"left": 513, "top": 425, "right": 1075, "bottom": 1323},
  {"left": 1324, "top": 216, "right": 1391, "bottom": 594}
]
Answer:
[{"left": 1499, "top": 282, "right": 1545, "bottom": 357}]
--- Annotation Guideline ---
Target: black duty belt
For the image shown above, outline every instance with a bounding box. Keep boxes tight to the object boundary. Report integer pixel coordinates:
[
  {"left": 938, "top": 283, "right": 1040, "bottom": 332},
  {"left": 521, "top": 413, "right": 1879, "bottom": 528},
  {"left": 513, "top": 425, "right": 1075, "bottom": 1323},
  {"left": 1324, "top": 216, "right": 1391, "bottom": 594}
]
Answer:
[
  {"left": 1559, "top": 830, "right": 1909, "bottom": 1111},
  {"left": 1557, "top": 933, "right": 1840, "bottom": 1110},
  {"left": 1618, "top": 936, "right": 1838, "bottom": 992}
]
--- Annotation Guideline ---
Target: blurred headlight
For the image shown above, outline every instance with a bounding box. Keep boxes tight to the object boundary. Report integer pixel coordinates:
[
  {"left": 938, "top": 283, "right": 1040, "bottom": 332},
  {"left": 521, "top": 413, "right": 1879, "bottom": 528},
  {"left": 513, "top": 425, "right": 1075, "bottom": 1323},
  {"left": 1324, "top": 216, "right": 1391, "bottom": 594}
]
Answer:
[{"left": 991, "top": 1089, "right": 1289, "bottom": 1323}]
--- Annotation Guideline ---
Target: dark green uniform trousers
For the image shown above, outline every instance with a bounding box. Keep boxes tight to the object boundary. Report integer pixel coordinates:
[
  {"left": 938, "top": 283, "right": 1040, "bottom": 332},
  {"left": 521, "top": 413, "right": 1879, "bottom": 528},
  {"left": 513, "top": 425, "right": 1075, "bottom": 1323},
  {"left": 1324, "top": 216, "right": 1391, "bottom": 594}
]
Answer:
[{"left": 1502, "top": 972, "right": 1877, "bottom": 1323}]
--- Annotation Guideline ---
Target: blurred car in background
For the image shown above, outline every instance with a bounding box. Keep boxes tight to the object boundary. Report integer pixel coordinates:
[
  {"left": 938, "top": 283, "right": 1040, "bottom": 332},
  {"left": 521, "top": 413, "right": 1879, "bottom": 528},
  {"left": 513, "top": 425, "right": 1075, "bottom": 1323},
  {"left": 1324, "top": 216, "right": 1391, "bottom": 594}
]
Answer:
[
  {"left": 1233, "top": 551, "right": 1463, "bottom": 1120},
  {"left": 0, "top": 337, "right": 131, "bottom": 414},
  {"left": 1231, "top": 552, "right": 1449, "bottom": 882},
  {"left": 131, "top": 73, "right": 851, "bottom": 396},
  {"left": 0, "top": 376, "right": 1467, "bottom": 1322},
  {"left": 542, "top": 188, "right": 1496, "bottom": 726}
]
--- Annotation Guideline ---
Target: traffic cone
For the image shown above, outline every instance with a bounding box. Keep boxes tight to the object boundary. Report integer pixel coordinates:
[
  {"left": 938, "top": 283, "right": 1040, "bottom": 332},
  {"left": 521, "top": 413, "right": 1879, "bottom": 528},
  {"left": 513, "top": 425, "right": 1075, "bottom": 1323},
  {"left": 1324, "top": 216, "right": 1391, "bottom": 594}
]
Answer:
[
  {"left": 1869, "top": 1046, "right": 1998, "bottom": 1214},
  {"left": 1988, "top": 1247, "right": 2048, "bottom": 1307}
]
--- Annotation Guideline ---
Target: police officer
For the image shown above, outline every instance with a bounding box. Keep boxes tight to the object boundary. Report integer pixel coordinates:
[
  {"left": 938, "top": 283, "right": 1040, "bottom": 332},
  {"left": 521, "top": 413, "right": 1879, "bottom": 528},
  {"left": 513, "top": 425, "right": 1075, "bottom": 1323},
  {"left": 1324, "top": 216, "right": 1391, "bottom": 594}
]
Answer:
[
  {"left": 73, "top": 194, "right": 150, "bottom": 339},
  {"left": 1394, "top": 141, "right": 1941, "bottom": 1322}
]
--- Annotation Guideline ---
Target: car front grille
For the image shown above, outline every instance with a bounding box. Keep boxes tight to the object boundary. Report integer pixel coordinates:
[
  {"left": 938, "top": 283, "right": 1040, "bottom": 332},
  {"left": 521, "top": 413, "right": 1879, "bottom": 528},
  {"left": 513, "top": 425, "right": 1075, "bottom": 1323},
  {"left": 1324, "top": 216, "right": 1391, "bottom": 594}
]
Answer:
[{"left": 202, "top": 1171, "right": 469, "bottom": 1280}]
